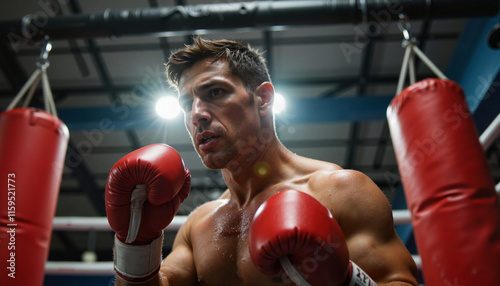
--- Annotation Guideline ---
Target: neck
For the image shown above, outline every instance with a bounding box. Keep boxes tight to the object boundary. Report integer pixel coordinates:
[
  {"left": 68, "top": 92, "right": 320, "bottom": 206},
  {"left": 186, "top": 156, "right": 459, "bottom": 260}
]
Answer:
[{"left": 221, "top": 137, "right": 292, "bottom": 208}]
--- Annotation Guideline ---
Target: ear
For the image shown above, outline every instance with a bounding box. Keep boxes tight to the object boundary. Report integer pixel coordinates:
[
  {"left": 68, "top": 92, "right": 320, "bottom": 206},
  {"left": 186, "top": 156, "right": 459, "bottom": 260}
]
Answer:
[{"left": 255, "top": 82, "right": 275, "bottom": 117}]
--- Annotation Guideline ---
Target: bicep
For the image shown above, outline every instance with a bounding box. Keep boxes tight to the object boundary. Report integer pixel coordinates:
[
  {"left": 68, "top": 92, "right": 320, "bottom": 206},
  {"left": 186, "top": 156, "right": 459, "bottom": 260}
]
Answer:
[
  {"left": 327, "top": 171, "right": 418, "bottom": 285},
  {"left": 158, "top": 225, "right": 198, "bottom": 286}
]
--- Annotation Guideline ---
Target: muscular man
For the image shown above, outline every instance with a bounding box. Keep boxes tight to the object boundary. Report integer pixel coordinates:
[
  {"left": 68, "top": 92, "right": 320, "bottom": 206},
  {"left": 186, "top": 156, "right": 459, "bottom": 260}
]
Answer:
[{"left": 106, "top": 37, "right": 419, "bottom": 285}]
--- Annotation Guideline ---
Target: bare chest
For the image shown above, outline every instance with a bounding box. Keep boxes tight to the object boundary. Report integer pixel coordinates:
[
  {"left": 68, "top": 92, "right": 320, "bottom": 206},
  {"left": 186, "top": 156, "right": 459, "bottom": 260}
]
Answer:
[{"left": 191, "top": 206, "right": 285, "bottom": 285}]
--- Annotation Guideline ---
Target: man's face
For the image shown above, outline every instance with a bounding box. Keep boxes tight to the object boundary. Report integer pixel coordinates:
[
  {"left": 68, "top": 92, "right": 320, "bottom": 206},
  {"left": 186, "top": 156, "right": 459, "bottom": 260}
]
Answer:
[{"left": 178, "top": 59, "right": 261, "bottom": 170}]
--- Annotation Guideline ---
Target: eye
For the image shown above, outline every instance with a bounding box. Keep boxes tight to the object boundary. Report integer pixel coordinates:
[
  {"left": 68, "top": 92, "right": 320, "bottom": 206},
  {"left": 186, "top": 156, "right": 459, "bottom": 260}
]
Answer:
[{"left": 209, "top": 88, "right": 225, "bottom": 98}]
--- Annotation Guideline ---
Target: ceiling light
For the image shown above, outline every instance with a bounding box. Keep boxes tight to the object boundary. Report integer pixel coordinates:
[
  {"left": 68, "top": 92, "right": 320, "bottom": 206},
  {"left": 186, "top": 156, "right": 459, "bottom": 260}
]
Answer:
[{"left": 155, "top": 96, "right": 181, "bottom": 119}]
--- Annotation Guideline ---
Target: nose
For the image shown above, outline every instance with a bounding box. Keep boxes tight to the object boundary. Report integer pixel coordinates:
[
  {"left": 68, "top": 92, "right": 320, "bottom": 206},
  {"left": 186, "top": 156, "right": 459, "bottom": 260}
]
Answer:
[{"left": 190, "top": 97, "right": 211, "bottom": 126}]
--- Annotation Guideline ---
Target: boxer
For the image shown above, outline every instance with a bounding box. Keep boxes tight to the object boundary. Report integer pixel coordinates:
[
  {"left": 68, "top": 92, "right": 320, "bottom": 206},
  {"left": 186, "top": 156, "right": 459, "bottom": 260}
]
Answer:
[{"left": 106, "top": 37, "right": 419, "bottom": 285}]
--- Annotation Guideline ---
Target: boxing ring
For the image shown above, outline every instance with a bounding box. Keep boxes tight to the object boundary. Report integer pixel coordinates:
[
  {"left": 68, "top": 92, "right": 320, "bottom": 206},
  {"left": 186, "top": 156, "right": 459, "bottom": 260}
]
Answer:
[
  {"left": 48, "top": 101, "right": 500, "bottom": 275},
  {"left": 45, "top": 210, "right": 419, "bottom": 275},
  {"left": 44, "top": 108, "right": 500, "bottom": 275}
]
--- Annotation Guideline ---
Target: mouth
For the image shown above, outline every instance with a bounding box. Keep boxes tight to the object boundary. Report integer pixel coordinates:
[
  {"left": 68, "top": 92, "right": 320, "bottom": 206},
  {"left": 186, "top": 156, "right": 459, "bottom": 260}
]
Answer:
[
  {"left": 196, "top": 132, "right": 221, "bottom": 150},
  {"left": 200, "top": 136, "right": 218, "bottom": 144}
]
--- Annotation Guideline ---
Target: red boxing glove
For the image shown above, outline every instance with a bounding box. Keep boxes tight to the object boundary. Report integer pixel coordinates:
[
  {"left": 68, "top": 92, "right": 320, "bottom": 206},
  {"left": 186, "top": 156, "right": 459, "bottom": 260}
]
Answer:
[
  {"left": 105, "top": 143, "right": 190, "bottom": 282},
  {"left": 249, "top": 190, "right": 377, "bottom": 286}
]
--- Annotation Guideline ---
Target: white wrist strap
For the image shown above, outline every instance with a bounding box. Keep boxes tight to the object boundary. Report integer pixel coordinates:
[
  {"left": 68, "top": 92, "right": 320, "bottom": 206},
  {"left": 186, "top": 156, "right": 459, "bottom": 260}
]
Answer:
[
  {"left": 280, "top": 255, "right": 312, "bottom": 286},
  {"left": 348, "top": 261, "right": 377, "bottom": 286},
  {"left": 126, "top": 184, "right": 147, "bottom": 243},
  {"left": 114, "top": 234, "right": 163, "bottom": 280}
]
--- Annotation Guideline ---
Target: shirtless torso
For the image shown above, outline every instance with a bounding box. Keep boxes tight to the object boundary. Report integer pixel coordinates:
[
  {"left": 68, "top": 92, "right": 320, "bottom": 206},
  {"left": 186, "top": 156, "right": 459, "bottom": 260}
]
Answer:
[{"left": 155, "top": 154, "right": 418, "bottom": 286}]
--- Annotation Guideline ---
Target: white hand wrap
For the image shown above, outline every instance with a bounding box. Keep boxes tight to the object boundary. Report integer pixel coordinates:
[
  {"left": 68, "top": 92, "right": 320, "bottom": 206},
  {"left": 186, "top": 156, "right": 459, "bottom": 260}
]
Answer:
[
  {"left": 126, "top": 184, "right": 147, "bottom": 244},
  {"left": 113, "top": 234, "right": 163, "bottom": 281},
  {"left": 347, "top": 260, "right": 377, "bottom": 286}
]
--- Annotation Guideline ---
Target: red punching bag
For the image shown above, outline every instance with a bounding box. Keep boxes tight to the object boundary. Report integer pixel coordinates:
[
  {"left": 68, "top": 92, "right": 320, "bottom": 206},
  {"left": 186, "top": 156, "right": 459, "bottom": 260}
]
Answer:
[
  {"left": 387, "top": 78, "right": 500, "bottom": 285},
  {"left": 0, "top": 107, "right": 69, "bottom": 286}
]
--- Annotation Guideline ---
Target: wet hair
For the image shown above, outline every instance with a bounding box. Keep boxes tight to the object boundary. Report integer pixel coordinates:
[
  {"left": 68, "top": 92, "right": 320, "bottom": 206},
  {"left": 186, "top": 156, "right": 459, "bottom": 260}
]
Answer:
[{"left": 165, "top": 36, "right": 271, "bottom": 94}]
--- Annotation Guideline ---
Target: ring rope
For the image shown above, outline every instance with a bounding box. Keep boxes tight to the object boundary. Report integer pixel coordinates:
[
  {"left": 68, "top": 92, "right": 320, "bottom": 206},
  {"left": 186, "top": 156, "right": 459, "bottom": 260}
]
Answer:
[
  {"left": 45, "top": 212, "right": 424, "bottom": 276},
  {"left": 43, "top": 257, "right": 423, "bottom": 276}
]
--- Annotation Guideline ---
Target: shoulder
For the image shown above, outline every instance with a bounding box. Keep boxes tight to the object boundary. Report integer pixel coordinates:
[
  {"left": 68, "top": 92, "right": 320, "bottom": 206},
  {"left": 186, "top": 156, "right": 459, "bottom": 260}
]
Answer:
[
  {"left": 308, "top": 169, "right": 394, "bottom": 239},
  {"left": 309, "top": 168, "right": 387, "bottom": 205},
  {"left": 309, "top": 168, "right": 377, "bottom": 194},
  {"left": 175, "top": 199, "right": 228, "bottom": 245}
]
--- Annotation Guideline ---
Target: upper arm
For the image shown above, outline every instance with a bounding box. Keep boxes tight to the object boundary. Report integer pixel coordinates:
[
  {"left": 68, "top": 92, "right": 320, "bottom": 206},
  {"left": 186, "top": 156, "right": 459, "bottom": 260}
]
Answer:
[
  {"left": 158, "top": 217, "right": 198, "bottom": 286},
  {"left": 320, "top": 170, "right": 418, "bottom": 285}
]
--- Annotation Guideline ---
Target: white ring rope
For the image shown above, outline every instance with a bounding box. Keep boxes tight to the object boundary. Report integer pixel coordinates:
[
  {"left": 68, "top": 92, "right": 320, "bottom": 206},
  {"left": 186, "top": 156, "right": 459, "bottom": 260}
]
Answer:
[
  {"left": 51, "top": 210, "right": 414, "bottom": 231},
  {"left": 480, "top": 113, "right": 500, "bottom": 151},
  {"left": 45, "top": 261, "right": 115, "bottom": 275},
  {"left": 51, "top": 215, "right": 188, "bottom": 231},
  {"left": 46, "top": 211, "right": 418, "bottom": 274},
  {"left": 46, "top": 211, "right": 420, "bottom": 275},
  {"left": 44, "top": 257, "right": 424, "bottom": 276}
]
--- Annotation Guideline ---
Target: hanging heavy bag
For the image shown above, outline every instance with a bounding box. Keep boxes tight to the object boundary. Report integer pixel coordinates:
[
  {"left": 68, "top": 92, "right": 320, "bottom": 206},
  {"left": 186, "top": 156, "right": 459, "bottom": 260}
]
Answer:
[
  {"left": 0, "top": 40, "right": 69, "bottom": 286},
  {"left": 387, "top": 39, "right": 500, "bottom": 285}
]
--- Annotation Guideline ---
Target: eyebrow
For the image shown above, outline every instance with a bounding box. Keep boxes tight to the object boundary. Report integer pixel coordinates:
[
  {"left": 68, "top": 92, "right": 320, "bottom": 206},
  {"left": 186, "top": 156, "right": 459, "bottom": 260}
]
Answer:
[
  {"left": 195, "top": 80, "right": 225, "bottom": 93},
  {"left": 180, "top": 78, "right": 230, "bottom": 100},
  {"left": 178, "top": 83, "right": 215, "bottom": 106}
]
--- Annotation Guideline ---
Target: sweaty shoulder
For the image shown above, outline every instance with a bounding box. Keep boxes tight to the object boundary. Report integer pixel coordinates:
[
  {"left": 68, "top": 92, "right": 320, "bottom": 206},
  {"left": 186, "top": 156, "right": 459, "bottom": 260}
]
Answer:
[
  {"left": 175, "top": 199, "right": 228, "bottom": 244},
  {"left": 307, "top": 169, "right": 394, "bottom": 238},
  {"left": 185, "top": 198, "right": 228, "bottom": 227}
]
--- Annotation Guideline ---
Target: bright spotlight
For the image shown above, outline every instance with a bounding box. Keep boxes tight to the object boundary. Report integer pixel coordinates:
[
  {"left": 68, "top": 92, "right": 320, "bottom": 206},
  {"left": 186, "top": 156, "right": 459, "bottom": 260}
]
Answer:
[
  {"left": 155, "top": 96, "right": 181, "bottom": 119},
  {"left": 273, "top": 93, "right": 286, "bottom": 114}
]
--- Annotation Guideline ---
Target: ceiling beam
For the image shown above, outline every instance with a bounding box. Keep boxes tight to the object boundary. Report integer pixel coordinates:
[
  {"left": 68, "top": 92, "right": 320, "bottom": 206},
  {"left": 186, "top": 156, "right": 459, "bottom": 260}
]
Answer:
[
  {"left": 446, "top": 15, "right": 500, "bottom": 135},
  {"left": 66, "top": 0, "right": 142, "bottom": 151},
  {"left": 0, "top": 38, "right": 28, "bottom": 91},
  {"left": 0, "top": 74, "right": 436, "bottom": 98},
  {"left": 0, "top": 0, "right": 496, "bottom": 40},
  {"left": 6, "top": 32, "right": 461, "bottom": 58}
]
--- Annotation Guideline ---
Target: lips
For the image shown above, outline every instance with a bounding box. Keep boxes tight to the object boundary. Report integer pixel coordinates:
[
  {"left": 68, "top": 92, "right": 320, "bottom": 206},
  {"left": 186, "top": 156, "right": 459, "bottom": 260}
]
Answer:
[
  {"left": 196, "top": 131, "right": 220, "bottom": 151},
  {"left": 200, "top": 136, "right": 217, "bottom": 144}
]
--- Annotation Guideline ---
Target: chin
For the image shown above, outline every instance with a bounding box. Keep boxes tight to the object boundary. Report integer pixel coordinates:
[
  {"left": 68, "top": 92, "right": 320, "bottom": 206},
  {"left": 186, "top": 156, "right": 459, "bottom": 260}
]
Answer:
[
  {"left": 201, "top": 152, "right": 237, "bottom": 171},
  {"left": 197, "top": 151, "right": 223, "bottom": 170}
]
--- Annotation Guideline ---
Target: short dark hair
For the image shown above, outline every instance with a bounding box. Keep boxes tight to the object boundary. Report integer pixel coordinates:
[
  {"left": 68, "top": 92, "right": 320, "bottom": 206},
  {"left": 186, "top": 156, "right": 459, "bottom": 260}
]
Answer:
[{"left": 165, "top": 36, "right": 271, "bottom": 94}]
